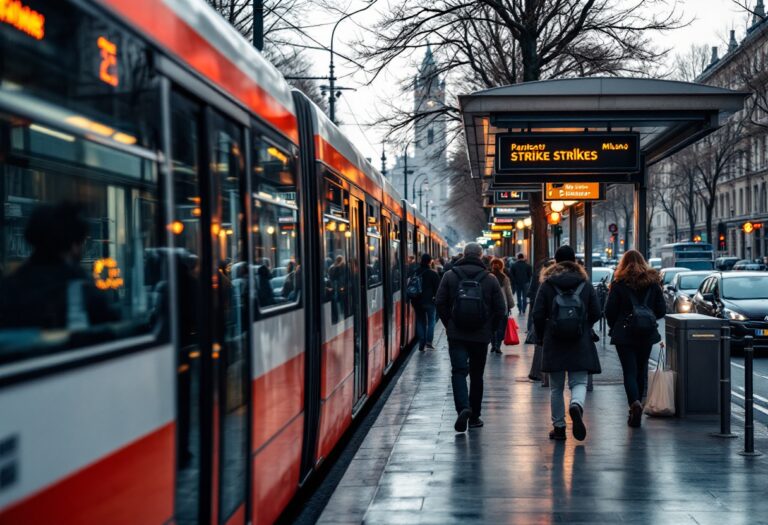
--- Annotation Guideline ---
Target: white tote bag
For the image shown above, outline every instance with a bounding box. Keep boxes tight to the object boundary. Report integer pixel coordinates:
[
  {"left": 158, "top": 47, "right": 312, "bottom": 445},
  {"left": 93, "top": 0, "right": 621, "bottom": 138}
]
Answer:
[{"left": 644, "top": 345, "right": 676, "bottom": 417}]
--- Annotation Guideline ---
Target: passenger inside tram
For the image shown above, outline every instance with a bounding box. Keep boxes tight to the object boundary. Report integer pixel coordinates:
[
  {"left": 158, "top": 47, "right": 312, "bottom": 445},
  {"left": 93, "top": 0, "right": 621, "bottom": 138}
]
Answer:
[{"left": 0, "top": 202, "right": 120, "bottom": 333}]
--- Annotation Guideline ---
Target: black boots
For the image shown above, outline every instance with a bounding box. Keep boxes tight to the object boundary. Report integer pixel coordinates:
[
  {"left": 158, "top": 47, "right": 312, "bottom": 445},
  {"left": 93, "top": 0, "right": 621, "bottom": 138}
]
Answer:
[
  {"left": 628, "top": 401, "right": 643, "bottom": 428},
  {"left": 549, "top": 426, "right": 566, "bottom": 440},
  {"left": 454, "top": 408, "right": 472, "bottom": 432},
  {"left": 569, "top": 403, "right": 586, "bottom": 441}
]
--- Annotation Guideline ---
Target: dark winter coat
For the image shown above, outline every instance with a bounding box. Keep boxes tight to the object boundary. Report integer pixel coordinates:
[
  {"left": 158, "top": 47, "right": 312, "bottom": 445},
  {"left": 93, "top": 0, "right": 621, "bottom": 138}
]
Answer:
[
  {"left": 434, "top": 256, "right": 506, "bottom": 344},
  {"left": 510, "top": 259, "right": 533, "bottom": 288},
  {"left": 532, "top": 261, "right": 602, "bottom": 374},
  {"left": 604, "top": 271, "right": 666, "bottom": 346},
  {"left": 412, "top": 266, "right": 441, "bottom": 308}
]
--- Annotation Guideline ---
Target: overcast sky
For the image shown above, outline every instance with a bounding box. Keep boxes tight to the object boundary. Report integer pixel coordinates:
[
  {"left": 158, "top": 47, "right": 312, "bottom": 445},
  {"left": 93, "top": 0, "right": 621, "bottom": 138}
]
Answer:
[{"left": 297, "top": 0, "right": 752, "bottom": 168}]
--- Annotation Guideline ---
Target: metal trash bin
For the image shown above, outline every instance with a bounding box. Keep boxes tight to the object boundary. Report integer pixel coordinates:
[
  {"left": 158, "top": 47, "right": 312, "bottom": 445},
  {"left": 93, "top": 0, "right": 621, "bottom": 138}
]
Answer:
[{"left": 665, "top": 314, "right": 726, "bottom": 417}]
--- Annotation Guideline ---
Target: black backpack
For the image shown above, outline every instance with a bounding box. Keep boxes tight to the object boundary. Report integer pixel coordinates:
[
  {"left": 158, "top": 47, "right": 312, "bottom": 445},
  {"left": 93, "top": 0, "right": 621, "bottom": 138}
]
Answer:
[
  {"left": 550, "top": 282, "right": 586, "bottom": 340},
  {"left": 451, "top": 267, "right": 488, "bottom": 330},
  {"left": 406, "top": 269, "right": 423, "bottom": 300},
  {"left": 625, "top": 288, "right": 657, "bottom": 338}
]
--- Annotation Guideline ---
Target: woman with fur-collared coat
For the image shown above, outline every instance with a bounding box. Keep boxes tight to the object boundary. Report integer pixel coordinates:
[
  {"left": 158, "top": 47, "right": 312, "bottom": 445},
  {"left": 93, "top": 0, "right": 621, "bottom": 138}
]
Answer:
[
  {"left": 604, "top": 249, "right": 666, "bottom": 428},
  {"left": 532, "top": 246, "right": 601, "bottom": 442}
]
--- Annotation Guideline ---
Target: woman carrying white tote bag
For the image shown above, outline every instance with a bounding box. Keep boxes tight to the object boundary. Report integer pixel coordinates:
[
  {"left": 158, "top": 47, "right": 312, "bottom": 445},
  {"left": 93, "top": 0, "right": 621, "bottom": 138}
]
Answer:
[{"left": 645, "top": 343, "right": 676, "bottom": 417}]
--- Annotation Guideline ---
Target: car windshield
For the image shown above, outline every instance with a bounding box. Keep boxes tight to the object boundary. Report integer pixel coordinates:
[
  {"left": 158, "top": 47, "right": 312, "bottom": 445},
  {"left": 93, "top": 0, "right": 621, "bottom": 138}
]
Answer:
[
  {"left": 662, "top": 269, "right": 688, "bottom": 284},
  {"left": 679, "top": 274, "right": 709, "bottom": 291},
  {"left": 591, "top": 269, "right": 612, "bottom": 284},
  {"left": 721, "top": 276, "right": 768, "bottom": 299}
]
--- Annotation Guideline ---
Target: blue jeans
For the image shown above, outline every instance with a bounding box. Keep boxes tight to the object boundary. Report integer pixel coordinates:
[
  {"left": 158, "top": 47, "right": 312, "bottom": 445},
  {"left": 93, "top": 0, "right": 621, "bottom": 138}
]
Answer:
[
  {"left": 549, "top": 370, "right": 588, "bottom": 428},
  {"left": 448, "top": 340, "right": 488, "bottom": 416},
  {"left": 515, "top": 283, "right": 529, "bottom": 313},
  {"left": 415, "top": 303, "right": 436, "bottom": 348}
]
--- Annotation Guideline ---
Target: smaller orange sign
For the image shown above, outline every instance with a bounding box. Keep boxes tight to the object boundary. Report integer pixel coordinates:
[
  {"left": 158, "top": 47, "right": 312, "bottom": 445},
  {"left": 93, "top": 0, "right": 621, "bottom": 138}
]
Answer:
[
  {"left": 490, "top": 224, "right": 513, "bottom": 231},
  {"left": 545, "top": 183, "right": 602, "bottom": 201}
]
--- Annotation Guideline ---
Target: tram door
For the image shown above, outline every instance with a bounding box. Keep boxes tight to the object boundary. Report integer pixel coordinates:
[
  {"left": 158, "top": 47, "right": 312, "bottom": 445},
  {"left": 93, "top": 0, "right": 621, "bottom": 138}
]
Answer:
[
  {"left": 170, "top": 92, "right": 250, "bottom": 525},
  {"left": 350, "top": 196, "right": 368, "bottom": 409}
]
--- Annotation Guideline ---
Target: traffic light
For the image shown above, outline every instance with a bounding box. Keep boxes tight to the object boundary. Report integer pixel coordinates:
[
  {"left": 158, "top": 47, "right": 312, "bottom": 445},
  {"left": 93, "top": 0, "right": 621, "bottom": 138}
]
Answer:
[
  {"left": 717, "top": 222, "right": 727, "bottom": 251},
  {"left": 742, "top": 221, "right": 763, "bottom": 234}
]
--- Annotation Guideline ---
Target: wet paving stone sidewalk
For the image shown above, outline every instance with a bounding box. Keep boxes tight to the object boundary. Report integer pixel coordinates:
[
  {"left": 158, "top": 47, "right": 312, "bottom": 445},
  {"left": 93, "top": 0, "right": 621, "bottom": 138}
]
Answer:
[{"left": 318, "top": 318, "right": 768, "bottom": 525}]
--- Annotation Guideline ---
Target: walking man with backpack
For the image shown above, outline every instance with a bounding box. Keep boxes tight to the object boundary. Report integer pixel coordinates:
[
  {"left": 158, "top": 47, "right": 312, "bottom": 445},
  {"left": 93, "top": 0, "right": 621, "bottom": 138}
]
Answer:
[
  {"left": 435, "top": 243, "right": 506, "bottom": 432},
  {"left": 532, "top": 246, "right": 601, "bottom": 441}
]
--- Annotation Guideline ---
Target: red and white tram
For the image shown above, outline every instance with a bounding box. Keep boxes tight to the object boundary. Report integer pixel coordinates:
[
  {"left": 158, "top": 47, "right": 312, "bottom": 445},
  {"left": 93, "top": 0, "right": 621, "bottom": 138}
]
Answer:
[{"left": 0, "top": 1, "right": 446, "bottom": 524}]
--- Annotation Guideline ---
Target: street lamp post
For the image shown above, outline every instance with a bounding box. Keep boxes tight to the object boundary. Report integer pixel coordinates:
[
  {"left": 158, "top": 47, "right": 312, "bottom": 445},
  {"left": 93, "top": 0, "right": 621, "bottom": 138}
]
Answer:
[
  {"left": 403, "top": 146, "right": 414, "bottom": 201},
  {"left": 411, "top": 173, "right": 427, "bottom": 205},
  {"left": 417, "top": 180, "right": 429, "bottom": 210}
]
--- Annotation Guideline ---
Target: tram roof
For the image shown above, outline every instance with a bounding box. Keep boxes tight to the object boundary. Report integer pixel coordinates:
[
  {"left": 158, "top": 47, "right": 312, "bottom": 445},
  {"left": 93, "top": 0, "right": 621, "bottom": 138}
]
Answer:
[{"left": 459, "top": 77, "right": 749, "bottom": 180}]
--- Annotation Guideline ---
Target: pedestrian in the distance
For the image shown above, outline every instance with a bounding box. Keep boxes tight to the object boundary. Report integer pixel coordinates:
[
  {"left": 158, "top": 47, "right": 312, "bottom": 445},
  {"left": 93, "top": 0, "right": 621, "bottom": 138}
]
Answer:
[
  {"left": 435, "top": 243, "right": 506, "bottom": 432},
  {"left": 532, "top": 245, "right": 601, "bottom": 441},
  {"left": 489, "top": 257, "right": 514, "bottom": 354},
  {"left": 412, "top": 253, "right": 441, "bottom": 352},
  {"left": 604, "top": 249, "right": 666, "bottom": 428},
  {"left": 510, "top": 253, "right": 533, "bottom": 315}
]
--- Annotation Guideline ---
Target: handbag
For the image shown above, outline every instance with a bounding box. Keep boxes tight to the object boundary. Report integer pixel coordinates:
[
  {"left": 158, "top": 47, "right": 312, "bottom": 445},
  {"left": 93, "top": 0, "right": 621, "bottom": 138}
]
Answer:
[
  {"left": 524, "top": 324, "right": 536, "bottom": 345},
  {"left": 504, "top": 316, "right": 520, "bottom": 345},
  {"left": 644, "top": 345, "right": 676, "bottom": 417}
]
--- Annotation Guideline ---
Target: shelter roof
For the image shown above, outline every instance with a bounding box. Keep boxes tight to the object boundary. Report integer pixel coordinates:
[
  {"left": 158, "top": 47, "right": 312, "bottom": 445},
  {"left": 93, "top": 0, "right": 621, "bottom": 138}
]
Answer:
[{"left": 459, "top": 77, "right": 749, "bottom": 181}]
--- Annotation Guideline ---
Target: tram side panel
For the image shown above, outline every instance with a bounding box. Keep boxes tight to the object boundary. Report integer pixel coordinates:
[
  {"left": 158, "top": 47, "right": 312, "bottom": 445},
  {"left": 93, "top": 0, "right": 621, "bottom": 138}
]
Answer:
[
  {"left": 365, "top": 201, "right": 386, "bottom": 393},
  {"left": 248, "top": 136, "right": 306, "bottom": 525}
]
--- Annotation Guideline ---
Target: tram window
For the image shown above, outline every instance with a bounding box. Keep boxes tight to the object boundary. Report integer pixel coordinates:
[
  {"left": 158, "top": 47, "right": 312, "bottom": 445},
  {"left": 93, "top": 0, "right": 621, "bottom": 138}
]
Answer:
[
  {"left": 390, "top": 221, "right": 401, "bottom": 293},
  {"left": 367, "top": 204, "right": 382, "bottom": 288},
  {"left": 0, "top": 114, "right": 164, "bottom": 360},
  {"left": 251, "top": 138, "right": 300, "bottom": 311},
  {"left": 323, "top": 179, "right": 351, "bottom": 324}
]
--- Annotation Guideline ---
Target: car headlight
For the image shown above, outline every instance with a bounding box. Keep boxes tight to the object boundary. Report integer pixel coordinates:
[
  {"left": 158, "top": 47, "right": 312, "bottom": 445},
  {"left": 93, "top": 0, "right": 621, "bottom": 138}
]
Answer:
[
  {"left": 677, "top": 297, "right": 692, "bottom": 313},
  {"left": 723, "top": 308, "right": 748, "bottom": 321}
]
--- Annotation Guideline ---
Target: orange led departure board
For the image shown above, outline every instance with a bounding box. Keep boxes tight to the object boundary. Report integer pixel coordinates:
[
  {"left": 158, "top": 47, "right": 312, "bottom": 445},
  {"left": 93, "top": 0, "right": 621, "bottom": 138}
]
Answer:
[{"left": 98, "top": 36, "right": 119, "bottom": 87}]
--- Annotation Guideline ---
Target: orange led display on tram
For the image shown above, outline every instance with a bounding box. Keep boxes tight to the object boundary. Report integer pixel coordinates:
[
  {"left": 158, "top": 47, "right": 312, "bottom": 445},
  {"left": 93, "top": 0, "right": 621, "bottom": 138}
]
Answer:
[
  {"left": 0, "top": 0, "right": 45, "bottom": 40},
  {"left": 98, "top": 36, "right": 119, "bottom": 87}
]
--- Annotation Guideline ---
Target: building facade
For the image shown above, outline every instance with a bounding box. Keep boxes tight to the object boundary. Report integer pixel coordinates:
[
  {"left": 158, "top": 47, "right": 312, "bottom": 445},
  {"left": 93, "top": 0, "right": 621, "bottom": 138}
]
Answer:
[
  {"left": 389, "top": 46, "right": 450, "bottom": 235},
  {"left": 650, "top": 6, "right": 768, "bottom": 260}
]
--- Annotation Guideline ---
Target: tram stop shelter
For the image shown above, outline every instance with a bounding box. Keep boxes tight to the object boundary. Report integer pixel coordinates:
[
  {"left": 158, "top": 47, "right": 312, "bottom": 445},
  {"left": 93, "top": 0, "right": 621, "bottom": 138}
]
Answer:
[{"left": 459, "top": 77, "right": 749, "bottom": 266}]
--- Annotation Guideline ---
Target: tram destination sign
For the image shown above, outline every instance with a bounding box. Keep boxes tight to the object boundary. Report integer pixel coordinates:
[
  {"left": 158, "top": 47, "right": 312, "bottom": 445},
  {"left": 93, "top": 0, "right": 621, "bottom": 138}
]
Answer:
[{"left": 495, "top": 133, "right": 640, "bottom": 174}]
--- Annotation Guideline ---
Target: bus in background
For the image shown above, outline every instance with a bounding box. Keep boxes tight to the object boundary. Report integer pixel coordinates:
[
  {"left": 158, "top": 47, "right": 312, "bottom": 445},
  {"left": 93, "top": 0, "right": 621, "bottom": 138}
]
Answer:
[{"left": 660, "top": 242, "right": 715, "bottom": 270}]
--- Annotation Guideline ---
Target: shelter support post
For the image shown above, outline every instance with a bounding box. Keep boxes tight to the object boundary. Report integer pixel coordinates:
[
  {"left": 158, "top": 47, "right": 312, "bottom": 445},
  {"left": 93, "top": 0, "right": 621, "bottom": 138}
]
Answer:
[
  {"left": 634, "top": 156, "right": 648, "bottom": 258},
  {"left": 569, "top": 208, "right": 578, "bottom": 249},
  {"left": 584, "top": 202, "right": 592, "bottom": 280}
]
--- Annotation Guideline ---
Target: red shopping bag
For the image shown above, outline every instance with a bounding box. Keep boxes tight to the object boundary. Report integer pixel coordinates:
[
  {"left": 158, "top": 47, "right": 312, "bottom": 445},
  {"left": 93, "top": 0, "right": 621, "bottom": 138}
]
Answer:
[{"left": 504, "top": 317, "right": 520, "bottom": 345}]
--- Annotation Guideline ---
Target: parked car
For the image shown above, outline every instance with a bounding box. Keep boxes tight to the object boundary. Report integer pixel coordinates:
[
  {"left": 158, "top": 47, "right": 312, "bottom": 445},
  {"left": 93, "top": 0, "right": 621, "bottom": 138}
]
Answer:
[
  {"left": 659, "top": 267, "right": 691, "bottom": 287},
  {"left": 691, "top": 271, "right": 768, "bottom": 351},
  {"left": 715, "top": 256, "right": 740, "bottom": 271},
  {"left": 649, "top": 257, "right": 662, "bottom": 269},
  {"left": 732, "top": 260, "right": 767, "bottom": 271},
  {"left": 663, "top": 270, "right": 713, "bottom": 313}
]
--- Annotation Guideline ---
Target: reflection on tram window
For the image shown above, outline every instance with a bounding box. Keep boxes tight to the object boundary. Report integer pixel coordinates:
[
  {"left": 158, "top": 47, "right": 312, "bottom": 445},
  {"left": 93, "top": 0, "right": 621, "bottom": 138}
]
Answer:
[
  {"left": 390, "top": 221, "right": 401, "bottom": 293},
  {"left": 323, "top": 179, "right": 351, "bottom": 324},
  {"left": 367, "top": 204, "right": 382, "bottom": 288},
  {"left": 0, "top": 118, "right": 164, "bottom": 359},
  {"left": 251, "top": 138, "right": 301, "bottom": 312}
]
